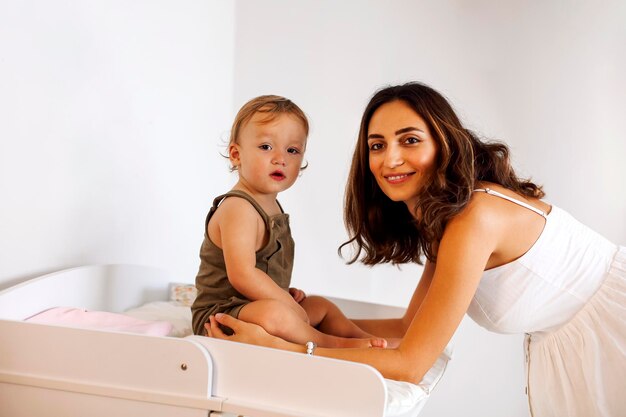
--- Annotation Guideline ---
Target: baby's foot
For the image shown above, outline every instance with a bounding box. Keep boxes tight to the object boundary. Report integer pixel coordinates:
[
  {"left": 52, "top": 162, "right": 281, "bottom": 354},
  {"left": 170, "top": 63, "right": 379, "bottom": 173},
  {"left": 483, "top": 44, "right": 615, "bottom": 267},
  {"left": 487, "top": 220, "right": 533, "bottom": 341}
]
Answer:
[
  {"left": 369, "top": 337, "right": 387, "bottom": 348},
  {"left": 335, "top": 337, "right": 387, "bottom": 349}
]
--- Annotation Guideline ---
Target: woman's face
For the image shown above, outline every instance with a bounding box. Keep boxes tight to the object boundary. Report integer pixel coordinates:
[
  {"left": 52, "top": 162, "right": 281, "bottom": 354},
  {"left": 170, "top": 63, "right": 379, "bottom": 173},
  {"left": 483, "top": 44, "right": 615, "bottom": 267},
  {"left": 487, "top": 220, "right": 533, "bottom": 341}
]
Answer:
[{"left": 367, "top": 100, "right": 438, "bottom": 212}]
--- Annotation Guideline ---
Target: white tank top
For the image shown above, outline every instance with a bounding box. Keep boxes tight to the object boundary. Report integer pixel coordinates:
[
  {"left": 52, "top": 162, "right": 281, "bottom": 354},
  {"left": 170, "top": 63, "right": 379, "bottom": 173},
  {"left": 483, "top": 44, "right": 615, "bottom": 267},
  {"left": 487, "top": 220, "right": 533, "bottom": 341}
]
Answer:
[{"left": 467, "top": 188, "right": 617, "bottom": 334}]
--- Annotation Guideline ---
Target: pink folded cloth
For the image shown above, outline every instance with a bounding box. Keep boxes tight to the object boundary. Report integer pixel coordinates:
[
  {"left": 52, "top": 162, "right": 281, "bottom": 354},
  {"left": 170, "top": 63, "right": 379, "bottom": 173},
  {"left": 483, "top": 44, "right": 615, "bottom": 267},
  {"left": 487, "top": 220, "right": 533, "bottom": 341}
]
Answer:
[{"left": 25, "top": 307, "right": 173, "bottom": 336}]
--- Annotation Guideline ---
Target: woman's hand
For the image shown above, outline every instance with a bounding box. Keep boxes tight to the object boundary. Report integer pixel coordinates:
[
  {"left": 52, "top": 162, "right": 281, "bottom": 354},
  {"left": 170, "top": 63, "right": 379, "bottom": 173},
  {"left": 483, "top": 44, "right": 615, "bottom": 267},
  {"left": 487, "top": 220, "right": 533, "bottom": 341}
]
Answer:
[
  {"left": 289, "top": 287, "right": 307, "bottom": 303},
  {"left": 205, "top": 313, "right": 278, "bottom": 348}
]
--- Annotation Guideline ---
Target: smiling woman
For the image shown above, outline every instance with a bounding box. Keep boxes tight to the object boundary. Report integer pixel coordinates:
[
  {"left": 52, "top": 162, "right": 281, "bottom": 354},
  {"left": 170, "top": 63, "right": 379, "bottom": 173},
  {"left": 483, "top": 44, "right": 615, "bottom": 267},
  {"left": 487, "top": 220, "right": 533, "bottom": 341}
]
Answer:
[{"left": 343, "top": 83, "right": 545, "bottom": 266}]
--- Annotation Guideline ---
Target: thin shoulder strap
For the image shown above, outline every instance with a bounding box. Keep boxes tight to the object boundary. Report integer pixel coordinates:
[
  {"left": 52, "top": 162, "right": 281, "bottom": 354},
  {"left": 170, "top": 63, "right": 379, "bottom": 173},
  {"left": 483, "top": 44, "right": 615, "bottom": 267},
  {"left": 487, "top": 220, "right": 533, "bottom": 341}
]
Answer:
[
  {"left": 275, "top": 199, "right": 286, "bottom": 214},
  {"left": 209, "top": 190, "right": 271, "bottom": 228},
  {"left": 474, "top": 188, "right": 547, "bottom": 219}
]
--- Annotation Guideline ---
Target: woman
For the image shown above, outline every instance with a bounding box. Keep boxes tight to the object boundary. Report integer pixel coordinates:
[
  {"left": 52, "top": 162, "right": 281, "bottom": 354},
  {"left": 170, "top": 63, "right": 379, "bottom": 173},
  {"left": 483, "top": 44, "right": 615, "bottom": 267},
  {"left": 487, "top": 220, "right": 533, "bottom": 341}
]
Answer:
[{"left": 207, "top": 82, "right": 626, "bottom": 417}]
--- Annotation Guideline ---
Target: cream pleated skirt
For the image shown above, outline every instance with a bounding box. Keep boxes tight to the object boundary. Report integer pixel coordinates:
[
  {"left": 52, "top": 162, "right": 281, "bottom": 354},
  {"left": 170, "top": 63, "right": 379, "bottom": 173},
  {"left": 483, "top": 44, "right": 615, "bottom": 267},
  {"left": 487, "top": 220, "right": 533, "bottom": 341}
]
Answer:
[{"left": 526, "top": 246, "right": 626, "bottom": 417}]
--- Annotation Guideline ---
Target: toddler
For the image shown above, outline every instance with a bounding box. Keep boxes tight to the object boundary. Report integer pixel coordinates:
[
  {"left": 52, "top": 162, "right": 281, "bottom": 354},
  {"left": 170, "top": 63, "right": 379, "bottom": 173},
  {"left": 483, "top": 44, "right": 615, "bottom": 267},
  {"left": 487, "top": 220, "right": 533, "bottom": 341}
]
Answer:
[{"left": 191, "top": 95, "right": 385, "bottom": 349}]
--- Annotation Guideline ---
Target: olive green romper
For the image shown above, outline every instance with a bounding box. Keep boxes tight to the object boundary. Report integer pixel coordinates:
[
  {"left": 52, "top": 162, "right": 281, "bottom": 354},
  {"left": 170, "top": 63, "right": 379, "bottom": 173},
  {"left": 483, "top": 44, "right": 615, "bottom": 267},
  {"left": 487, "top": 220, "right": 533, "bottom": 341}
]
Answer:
[{"left": 191, "top": 190, "right": 295, "bottom": 335}]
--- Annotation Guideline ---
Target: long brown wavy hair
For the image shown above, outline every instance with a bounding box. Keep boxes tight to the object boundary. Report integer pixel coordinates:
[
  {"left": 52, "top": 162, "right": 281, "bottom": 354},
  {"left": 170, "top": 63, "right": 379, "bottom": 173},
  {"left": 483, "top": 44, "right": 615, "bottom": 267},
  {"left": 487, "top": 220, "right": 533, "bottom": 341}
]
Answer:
[{"left": 340, "top": 82, "right": 544, "bottom": 265}]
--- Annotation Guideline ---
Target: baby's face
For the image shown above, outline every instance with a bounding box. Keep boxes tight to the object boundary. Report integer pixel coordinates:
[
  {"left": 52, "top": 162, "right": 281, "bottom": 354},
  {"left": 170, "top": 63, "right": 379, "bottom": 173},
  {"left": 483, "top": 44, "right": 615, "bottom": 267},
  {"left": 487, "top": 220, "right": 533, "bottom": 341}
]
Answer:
[{"left": 230, "top": 112, "right": 307, "bottom": 196}]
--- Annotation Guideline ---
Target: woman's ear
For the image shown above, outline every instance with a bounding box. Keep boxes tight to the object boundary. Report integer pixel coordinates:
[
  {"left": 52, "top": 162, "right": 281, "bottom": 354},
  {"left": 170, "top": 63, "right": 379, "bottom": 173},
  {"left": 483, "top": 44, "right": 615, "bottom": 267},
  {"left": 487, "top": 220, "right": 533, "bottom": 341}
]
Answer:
[{"left": 229, "top": 144, "right": 241, "bottom": 169}]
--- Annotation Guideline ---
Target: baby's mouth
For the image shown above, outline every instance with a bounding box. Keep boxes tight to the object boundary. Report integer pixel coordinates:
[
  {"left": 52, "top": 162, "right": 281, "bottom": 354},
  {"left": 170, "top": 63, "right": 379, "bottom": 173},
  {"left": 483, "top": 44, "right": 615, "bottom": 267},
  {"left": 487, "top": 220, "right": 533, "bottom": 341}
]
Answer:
[{"left": 270, "top": 170, "right": 286, "bottom": 181}]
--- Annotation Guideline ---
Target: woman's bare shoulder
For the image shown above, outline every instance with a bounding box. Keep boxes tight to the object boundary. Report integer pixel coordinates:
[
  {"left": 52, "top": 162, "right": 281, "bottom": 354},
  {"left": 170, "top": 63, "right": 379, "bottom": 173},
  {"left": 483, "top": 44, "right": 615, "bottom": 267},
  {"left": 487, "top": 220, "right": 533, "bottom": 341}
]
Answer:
[{"left": 449, "top": 187, "right": 505, "bottom": 230}]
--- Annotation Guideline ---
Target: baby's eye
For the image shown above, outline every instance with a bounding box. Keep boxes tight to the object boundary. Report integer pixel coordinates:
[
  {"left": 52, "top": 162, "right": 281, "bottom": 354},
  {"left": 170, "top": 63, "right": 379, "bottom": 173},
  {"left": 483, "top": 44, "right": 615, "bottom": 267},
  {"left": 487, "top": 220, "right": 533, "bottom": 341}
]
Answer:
[
  {"left": 259, "top": 144, "right": 272, "bottom": 151},
  {"left": 287, "top": 147, "right": 301, "bottom": 155}
]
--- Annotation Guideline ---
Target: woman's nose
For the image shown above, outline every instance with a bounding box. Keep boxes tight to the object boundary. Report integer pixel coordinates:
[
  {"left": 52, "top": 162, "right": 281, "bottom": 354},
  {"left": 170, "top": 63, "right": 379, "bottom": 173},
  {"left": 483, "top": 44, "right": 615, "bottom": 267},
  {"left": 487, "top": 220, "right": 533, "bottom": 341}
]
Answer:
[{"left": 384, "top": 145, "right": 404, "bottom": 168}]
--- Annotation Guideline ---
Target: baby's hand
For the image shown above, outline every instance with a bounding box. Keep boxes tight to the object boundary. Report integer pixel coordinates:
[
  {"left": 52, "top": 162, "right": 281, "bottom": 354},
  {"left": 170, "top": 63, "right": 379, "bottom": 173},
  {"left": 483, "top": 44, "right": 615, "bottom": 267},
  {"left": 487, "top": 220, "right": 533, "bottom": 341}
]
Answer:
[{"left": 289, "top": 287, "right": 306, "bottom": 303}]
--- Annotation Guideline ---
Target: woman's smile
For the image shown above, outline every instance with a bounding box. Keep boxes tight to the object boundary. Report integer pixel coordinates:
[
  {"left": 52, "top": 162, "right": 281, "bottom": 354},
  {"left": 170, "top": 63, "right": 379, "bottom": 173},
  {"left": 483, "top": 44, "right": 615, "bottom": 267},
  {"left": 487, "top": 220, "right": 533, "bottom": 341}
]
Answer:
[{"left": 384, "top": 172, "right": 415, "bottom": 184}]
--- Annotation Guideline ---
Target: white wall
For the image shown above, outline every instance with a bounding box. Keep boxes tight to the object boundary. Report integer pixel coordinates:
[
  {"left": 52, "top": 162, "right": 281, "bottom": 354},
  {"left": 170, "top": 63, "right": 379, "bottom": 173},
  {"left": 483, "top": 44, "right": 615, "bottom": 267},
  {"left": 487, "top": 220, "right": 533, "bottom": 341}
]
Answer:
[
  {"left": 232, "top": 1, "right": 626, "bottom": 416},
  {"left": 0, "top": 0, "right": 234, "bottom": 288}
]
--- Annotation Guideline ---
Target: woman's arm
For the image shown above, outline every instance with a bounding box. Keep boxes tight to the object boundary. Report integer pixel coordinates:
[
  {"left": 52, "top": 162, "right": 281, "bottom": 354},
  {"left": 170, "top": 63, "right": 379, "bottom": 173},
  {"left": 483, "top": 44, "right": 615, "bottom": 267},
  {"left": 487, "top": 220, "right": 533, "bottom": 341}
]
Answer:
[
  {"left": 351, "top": 261, "right": 435, "bottom": 338},
  {"left": 393, "top": 203, "right": 497, "bottom": 381},
  {"left": 210, "top": 199, "right": 501, "bottom": 383}
]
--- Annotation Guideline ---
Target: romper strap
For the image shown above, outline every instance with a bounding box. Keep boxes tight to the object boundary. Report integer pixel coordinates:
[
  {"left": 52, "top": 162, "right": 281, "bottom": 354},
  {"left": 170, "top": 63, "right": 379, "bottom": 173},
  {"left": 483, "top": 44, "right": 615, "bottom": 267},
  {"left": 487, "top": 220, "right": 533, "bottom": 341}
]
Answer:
[
  {"left": 275, "top": 199, "right": 286, "bottom": 214},
  {"left": 474, "top": 188, "right": 547, "bottom": 219},
  {"left": 209, "top": 190, "right": 274, "bottom": 229}
]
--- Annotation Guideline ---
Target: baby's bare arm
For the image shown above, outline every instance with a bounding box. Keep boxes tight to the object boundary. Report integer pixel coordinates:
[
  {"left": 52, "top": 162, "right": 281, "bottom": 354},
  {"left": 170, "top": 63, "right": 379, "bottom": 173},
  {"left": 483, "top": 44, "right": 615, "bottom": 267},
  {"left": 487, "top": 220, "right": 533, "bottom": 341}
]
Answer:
[{"left": 217, "top": 197, "right": 307, "bottom": 320}]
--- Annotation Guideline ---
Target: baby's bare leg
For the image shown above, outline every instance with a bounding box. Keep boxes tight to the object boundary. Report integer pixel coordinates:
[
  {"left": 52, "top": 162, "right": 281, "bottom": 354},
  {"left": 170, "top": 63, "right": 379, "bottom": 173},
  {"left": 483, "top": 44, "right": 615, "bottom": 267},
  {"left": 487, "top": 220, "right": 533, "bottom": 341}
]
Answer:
[
  {"left": 238, "top": 299, "right": 383, "bottom": 348},
  {"left": 300, "top": 296, "right": 385, "bottom": 343}
]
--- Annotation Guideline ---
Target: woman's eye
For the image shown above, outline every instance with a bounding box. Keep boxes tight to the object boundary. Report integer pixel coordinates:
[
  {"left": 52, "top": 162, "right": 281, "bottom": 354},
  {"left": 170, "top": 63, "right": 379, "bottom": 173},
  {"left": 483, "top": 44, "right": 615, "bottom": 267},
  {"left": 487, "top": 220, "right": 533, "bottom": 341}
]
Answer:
[
  {"left": 259, "top": 144, "right": 272, "bottom": 150},
  {"left": 404, "top": 136, "right": 420, "bottom": 145},
  {"left": 369, "top": 143, "right": 383, "bottom": 151}
]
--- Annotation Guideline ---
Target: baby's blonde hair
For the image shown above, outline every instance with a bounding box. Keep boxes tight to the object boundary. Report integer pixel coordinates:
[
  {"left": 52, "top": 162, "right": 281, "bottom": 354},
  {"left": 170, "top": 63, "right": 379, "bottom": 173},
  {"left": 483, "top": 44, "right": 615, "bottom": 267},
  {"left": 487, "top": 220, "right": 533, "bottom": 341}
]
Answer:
[{"left": 229, "top": 95, "right": 309, "bottom": 146}]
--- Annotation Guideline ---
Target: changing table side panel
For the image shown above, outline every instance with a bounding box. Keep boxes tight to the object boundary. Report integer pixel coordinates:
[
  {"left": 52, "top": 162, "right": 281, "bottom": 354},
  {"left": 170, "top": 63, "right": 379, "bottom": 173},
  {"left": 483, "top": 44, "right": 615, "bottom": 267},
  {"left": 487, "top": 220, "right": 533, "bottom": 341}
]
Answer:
[
  {"left": 189, "top": 336, "right": 387, "bottom": 417},
  {"left": 0, "top": 319, "right": 217, "bottom": 417}
]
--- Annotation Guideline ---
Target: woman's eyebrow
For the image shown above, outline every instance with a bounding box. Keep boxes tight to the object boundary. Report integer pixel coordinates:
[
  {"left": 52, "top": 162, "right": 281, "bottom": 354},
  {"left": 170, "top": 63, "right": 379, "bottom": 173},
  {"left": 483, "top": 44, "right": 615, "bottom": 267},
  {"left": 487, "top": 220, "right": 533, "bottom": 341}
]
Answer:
[
  {"left": 395, "top": 126, "right": 424, "bottom": 135},
  {"left": 368, "top": 127, "right": 425, "bottom": 140}
]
